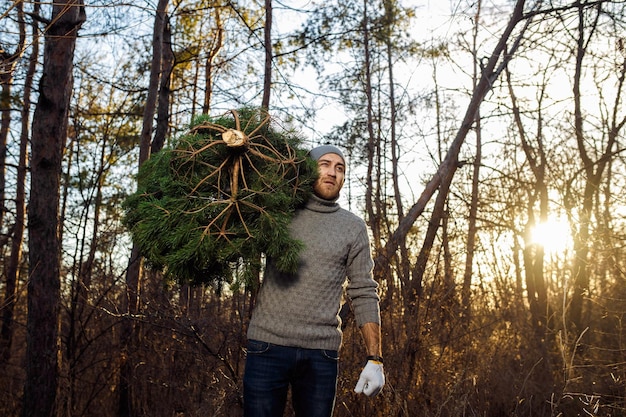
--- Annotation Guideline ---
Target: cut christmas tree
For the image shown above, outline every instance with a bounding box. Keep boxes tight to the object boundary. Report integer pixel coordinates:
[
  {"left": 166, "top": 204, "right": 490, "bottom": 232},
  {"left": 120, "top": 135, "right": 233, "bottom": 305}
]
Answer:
[{"left": 123, "top": 108, "right": 318, "bottom": 288}]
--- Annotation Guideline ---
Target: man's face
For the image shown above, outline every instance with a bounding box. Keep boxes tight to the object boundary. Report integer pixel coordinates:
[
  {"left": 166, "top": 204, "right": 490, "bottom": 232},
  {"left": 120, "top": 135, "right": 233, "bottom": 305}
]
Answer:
[{"left": 313, "top": 153, "right": 345, "bottom": 200}]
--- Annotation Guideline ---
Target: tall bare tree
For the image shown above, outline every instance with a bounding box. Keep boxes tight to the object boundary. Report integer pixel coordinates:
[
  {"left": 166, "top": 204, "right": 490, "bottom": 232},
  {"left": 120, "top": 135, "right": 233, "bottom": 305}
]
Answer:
[
  {"left": 0, "top": 3, "right": 27, "bottom": 242},
  {"left": 382, "top": 0, "right": 411, "bottom": 305},
  {"left": 202, "top": 7, "right": 224, "bottom": 115},
  {"left": 23, "top": 1, "right": 85, "bottom": 417},
  {"left": 0, "top": 0, "right": 38, "bottom": 365},
  {"left": 0, "top": 2, "right": 27, "bottom": 363},
  {"left": 461, "top": 0, "right": 483, "bottom": 318},
  {"left": 567, "top": 1, "right": 626, "bottom": 331},
  {"left": 506, "top": 64, "right": 550, "bottom": 332},
  {"left": 152, "top": 14, "right": 174, "bottom": 154},
  {"left": 261, "top": 0, "right": 272, "bottom": 109},
  {"left": 118, "top": 1, "right": 170, "bottom": 416}
]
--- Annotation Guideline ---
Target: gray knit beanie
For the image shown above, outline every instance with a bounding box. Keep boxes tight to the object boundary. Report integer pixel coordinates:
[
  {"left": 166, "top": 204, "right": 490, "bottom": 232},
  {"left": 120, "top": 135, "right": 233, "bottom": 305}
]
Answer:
[{"left": 309, "top": 145, "right": 345, "bottom": 163}]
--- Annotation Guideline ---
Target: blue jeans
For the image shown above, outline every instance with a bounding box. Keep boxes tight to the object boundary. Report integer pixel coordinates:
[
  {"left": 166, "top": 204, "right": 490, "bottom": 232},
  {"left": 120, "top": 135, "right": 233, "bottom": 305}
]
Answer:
[{"left": 243, "top": 340, "right": 339, "bottom": 417}]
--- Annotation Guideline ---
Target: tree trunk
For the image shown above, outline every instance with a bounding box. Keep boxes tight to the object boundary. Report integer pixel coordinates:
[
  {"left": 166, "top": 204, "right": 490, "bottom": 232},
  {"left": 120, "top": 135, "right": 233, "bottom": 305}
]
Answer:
[
  {"left": 410, "top": 172, "right": 453, "bottom": 300},
  {"left": 0, "top": 0, "right": 29, "bottom": 365},
  {"left": 568, "top": 2, "right": 622, "bottom": 331},
  {"left": 23, "top": 2, "right": 85, "bottom": 417},
  {"left": 506, "top": 61, "right": 550, "bottom": 332},
  {"left": 118, "top": 1, "right": 169, "bottom": 416},
  {"left": 382, "top": 0, "right": 408, "bottom": 309},
  {"left": 0, "top": 2, "right": 26, "bottom": 241},
  {"left": 362, "top": 0, "right": 380, "bottom": 246},
  {"left": 137, "top": 0, "right": 168, "bottom": 166},
  {"left": 462, "top": 0, "right": 482, "bottom": 318},
  {"left": 261, "top": 0, "right": 272, "bottom": 109},
  {"left": 202, "top": 10, "right": 224, "bottom": 115},
  {"left": 152, "top": 14, "right": 174, "bottom": 154}
]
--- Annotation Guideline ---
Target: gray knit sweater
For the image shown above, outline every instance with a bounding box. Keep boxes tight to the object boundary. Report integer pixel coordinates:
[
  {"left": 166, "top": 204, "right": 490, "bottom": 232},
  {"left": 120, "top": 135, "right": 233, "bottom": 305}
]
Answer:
[{"left": 247, "top": 194, "right": 380, "bottom": 351}]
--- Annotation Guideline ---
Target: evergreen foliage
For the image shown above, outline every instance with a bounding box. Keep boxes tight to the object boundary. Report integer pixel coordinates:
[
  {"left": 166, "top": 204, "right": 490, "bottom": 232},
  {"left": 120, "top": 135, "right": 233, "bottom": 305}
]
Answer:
[{"left": 123, "top": 108, "right": 318, "bottom": 287}]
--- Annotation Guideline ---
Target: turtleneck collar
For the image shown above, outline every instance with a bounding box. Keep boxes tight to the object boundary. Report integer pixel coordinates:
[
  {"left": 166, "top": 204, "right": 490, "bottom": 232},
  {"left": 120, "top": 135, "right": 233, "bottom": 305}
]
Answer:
[{"left": 304, "top": 193, "right": 341, "bottom": 213}]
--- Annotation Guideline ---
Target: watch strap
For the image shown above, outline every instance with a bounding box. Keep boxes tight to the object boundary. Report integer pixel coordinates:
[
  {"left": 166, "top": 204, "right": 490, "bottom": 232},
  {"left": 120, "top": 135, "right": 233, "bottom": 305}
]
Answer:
[{"left": 366, "top": 355, "right": 384, "bottom": 364}]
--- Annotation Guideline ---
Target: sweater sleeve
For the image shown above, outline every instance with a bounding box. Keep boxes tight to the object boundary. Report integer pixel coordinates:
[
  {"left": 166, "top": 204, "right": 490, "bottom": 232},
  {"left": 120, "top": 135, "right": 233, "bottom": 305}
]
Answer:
[{"left": 345, "top": 225, "right": 381, "bottom": 327}]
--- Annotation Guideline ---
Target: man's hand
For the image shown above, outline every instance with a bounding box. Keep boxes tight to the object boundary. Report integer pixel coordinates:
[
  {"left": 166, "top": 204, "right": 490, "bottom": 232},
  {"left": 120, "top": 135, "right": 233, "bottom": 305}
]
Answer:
[{"left": 354, "top": 360, "right": 385, "bottom": 396}]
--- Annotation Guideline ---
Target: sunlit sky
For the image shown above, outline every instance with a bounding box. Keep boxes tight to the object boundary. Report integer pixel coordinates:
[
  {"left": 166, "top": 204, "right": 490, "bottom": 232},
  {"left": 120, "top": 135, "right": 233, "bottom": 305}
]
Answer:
[{"left": 530, "top": 219, "right": 572, "bottom": 254}]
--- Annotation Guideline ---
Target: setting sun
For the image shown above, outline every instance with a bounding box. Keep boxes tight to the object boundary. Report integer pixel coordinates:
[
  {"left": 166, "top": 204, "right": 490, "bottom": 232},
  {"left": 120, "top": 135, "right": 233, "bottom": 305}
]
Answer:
[{"left": 530, "top": 219, "right": 572, "bottom": 254}]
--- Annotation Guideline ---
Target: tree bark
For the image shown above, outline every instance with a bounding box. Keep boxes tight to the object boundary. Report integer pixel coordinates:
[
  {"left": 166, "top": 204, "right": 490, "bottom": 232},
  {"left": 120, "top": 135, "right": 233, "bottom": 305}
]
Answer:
[
  {"left": 261, "top": 0, "right": 272, "bottom": 109},
  {"left": 568, "top": 2, "right": 624, "bottom": 330},
  {"left": 382, "top": 0, "right": 408, "bottom": 307},
  {"left": 23, "top": 2, "right": 85, "bottom": 417},
  {"left": 362, "top": 0, "right": 380, "bottom": 245},
  {"left": 0, "top": 0, "right": 29, "bottom": 365},
  {"left": 118, "top": 1, "right": 169, "bottom": 416},
  {"left": 202, "top": 9, "right": 224, "bottom": 115},
  {"left": 0, "top": 3, "right": 27, "bottom": 240},
  {"left": 152, "top": 14, "right": 173, "bottom": 154},
  {"left": 506, "top": 60, "right": 550, "bottom": 332},
  {"left": 461, "top": 0, "right": 482, "bottom": 318},
  {"left": 137, "top": 0, "right": 168, "bottom": 166}
]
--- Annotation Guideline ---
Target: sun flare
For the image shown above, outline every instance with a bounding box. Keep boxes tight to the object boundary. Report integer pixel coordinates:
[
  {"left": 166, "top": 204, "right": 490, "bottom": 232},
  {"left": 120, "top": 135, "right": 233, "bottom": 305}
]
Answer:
[{"left": 530, "top": 219, "right": 572, "bottom": 254}]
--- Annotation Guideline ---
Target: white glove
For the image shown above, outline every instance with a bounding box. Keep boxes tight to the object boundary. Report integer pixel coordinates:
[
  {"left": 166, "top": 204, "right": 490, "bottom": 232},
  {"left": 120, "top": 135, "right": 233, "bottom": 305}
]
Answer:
[{"left": 354, "top": 360, "right": 385, "bottom": 396}]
